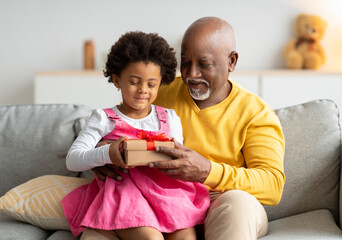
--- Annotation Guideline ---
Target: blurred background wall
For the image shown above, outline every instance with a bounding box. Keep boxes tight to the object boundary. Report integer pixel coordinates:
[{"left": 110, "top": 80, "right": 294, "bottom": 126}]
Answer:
[{"left": 1, "top": 0, "right": 341, "bottom": 105}]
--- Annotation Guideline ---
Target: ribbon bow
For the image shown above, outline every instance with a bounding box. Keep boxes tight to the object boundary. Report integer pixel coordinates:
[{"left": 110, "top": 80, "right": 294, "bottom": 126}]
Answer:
[{"left": 136, "top": 130, "right": 170, "bottom": 150}]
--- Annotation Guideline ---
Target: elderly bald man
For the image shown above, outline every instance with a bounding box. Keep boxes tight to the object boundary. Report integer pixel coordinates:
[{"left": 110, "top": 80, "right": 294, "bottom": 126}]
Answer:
[{"left": 90, "top": 17, "right": 285, "bottom": 240}]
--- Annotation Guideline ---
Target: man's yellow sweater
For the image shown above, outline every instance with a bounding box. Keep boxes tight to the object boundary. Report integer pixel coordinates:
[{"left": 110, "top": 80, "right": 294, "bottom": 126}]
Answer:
[{"left": 154, "top": 77, "right": 285, "bottom": 205}]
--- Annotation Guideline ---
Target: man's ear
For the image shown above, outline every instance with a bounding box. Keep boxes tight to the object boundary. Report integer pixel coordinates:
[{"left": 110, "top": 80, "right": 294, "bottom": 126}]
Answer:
[
  {"left": 112, "top": 74, "right": 120, "bottom": 88},
  {"left": 228, "top": 51, "right": 238, "bottom": 72}
]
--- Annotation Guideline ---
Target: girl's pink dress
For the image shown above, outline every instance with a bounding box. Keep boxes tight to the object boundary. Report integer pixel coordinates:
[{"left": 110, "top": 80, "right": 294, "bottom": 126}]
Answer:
[{"left": 62, "top": 106, "right": 210, "bottom": 237}]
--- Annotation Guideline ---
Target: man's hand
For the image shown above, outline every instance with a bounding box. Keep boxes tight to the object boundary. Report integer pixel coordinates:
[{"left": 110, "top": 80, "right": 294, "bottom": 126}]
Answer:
[
  {"left": 92, "top": 164, "right": 128, "bottom": 181},
  {"left": 150, "top": 141, "right": 211, "bottom": 183}
]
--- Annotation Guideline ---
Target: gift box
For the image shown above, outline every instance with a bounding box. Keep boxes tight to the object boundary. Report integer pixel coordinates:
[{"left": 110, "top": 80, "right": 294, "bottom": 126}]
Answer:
[{"left": 121, "top": 139, "right": 175, "bottom": 166}]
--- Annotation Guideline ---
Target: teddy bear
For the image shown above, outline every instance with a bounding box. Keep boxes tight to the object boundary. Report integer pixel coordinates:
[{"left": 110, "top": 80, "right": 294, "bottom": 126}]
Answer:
[{"left": 283, "top": 14, "right": 327, "bottom": 69}]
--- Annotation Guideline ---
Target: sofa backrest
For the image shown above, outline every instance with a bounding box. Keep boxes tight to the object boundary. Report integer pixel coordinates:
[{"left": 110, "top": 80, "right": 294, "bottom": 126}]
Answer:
[
  {"left": 0, "top": 104, "right": 92, "bottom": 196},
  {"left": 265, "top": 99, "right": 341, "bottom": 223},
  {"left": 1, "top": 101, "right": 340, "bottom": 224}
]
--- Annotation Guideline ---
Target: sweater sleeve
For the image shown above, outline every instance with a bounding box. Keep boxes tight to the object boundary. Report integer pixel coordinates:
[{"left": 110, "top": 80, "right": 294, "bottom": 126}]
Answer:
[
  {"left": 204, "top": 109, "right": 285, "bottom": 205},
  {"left": 66, "top": 109, "right": 114, "bottom": 172}
]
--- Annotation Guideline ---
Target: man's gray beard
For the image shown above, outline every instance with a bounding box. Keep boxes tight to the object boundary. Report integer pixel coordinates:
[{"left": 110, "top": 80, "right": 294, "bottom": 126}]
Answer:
[
  {"left": 189, "top": 88, "right": 210, "bottom": 100},
  {"left": 186, "top": 78, "right": 211, "bottom": 101}
]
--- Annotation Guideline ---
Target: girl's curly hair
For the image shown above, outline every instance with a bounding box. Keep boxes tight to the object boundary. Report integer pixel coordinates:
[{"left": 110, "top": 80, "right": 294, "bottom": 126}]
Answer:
[{"left": 104, "top": 31, "right": 177, "bottom": 85}]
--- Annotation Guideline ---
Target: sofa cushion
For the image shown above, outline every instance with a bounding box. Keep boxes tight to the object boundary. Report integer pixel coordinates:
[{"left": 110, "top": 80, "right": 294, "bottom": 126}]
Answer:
[
  {"left": 0, "top": 104, "right": 92, "bottom": 196},
  {"left": 260, "top": 209, "right": 342, "bottom": 239},
  {"left": 265, "top": 100, "right": 341, "bottom": 222},
  {"left": 0, "top": 175, "right": 90, "bottom": 230}
]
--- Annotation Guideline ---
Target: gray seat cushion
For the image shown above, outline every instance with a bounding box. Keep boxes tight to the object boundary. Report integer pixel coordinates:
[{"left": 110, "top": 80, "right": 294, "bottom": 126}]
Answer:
[
  {"left": 47, "top": 230, "right": 78, "bottom": 240},
  {"left": 265, "top": 100, "right": 341, "bottom": 222},
  {"left": 0, "top": 214, "right": 49, "bottom": 240},
  {"left": 260, "top": 209, "right": 342, "bottom": 239}
]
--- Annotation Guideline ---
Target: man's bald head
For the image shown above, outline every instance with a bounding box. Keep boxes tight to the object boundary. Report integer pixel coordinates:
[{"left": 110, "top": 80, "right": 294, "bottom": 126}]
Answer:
[{"left": 182, "top": 16, "right": 236, "bottom": 53}]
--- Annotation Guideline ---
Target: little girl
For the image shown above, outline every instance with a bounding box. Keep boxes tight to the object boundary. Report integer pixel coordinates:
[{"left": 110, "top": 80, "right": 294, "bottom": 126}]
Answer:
[{"left": 61, "top": 31, "right": 210, "bottom": 240}]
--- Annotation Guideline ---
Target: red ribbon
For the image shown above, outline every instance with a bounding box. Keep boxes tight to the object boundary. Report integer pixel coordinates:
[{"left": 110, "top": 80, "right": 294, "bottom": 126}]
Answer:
[{"left": 136, "top": 130, "right": 170, "bottom": 150}]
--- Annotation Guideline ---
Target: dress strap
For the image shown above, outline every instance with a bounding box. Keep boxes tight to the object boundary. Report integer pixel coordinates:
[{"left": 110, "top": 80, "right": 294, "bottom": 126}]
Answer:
[
  {"left": 103, "top": 108, "right": 121, "bottom": 121},
  {"left": 155, "top": 105, "right": 170, "bottom": 134}
]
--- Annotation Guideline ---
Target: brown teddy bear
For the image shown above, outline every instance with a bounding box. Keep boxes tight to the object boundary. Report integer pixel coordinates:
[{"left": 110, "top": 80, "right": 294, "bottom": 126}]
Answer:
[{"left": 283, "top": 14, "right": 327, "bottom": 69}]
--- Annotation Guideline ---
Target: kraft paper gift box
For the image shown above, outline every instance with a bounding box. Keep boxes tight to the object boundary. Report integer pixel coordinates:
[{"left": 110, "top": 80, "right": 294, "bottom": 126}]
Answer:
[{"left": 121, "top": 139, "right": 175, "bottom": 166}]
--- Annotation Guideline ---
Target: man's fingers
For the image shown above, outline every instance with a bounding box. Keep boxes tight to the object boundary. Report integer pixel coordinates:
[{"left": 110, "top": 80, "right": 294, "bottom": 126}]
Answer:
[
  {"left": 159, "top": 168, "right": 179, "bottom": 176},
  {"left": 108, "top": 164, "right": 128, "bottom": 174},
  {"left": 150, "top": 159, "right": 181, "bottom": 169},
  {"left": 156, "top": 145, "right": 183, "bottom": 158},
  {"left": 93, "top": 165, "right": 128, "bottom": 182},
  {"left": 92, "top": 168, "right": 105, "bottom": 181},
  {"left": 173, "top": 140, "right": 187, "bottom": 150},
  {"left": 92, "top": 167, "right": 110, "bottom": 181}
]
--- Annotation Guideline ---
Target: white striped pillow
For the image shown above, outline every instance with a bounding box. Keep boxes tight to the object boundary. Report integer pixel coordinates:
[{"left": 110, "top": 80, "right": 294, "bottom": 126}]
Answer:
[{"left": 0, "top": 175, "right": 90, "bottom": 230}]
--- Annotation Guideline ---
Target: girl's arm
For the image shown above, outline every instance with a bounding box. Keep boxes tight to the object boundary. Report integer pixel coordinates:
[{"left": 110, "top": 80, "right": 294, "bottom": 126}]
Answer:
[{"left": 66, "top": 109, "right": 114, "bottom": 172}]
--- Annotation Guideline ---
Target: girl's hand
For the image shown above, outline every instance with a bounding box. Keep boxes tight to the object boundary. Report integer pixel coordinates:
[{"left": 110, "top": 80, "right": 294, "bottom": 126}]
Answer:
[
  {"left": 95, "top": 139, "right": 115, "bottom": 148},
  {"left": 93, "top": 137, "right": 128, "bottom": 181},
  {"left": 108, "top": 136, "right": 128, "bottom": 168}
]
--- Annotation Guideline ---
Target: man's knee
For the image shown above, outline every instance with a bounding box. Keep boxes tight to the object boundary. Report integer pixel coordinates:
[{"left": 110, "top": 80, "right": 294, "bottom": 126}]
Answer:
[
  {"left": 211, "top": 190, "right": 257, "bottom": 210},
  {"left": 207, "top": 190, "right": 254, "bottom": 223},
  {"left": 205, "top": 190, "right": 268, "bottom": 240}
]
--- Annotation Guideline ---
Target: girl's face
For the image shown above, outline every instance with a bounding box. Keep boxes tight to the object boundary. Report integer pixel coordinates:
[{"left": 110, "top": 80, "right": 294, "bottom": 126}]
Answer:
[{"left": 113, "top": 61, "right": 162, "bottom": 119}]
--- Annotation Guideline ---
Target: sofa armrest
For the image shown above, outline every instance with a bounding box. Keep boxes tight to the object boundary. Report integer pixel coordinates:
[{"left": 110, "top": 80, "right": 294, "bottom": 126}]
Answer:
[{"left": 340, "top": 153, "right": 342, "bottom": 229}]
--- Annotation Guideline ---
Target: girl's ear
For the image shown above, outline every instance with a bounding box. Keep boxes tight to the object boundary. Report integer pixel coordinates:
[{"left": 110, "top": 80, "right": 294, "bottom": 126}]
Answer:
[{"left": 112, "top": 74, "right": 120, "bottom": 89}]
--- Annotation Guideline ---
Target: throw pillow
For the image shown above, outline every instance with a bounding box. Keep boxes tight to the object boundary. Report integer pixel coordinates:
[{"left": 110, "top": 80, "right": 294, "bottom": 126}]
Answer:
[{"left": 0, "top": 175, "right": 90, "bottom": 230}]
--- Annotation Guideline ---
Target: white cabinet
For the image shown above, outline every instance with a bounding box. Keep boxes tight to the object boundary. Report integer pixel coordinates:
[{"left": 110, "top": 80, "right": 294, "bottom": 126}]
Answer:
[
  {"left": 34, "top": 71, "right": 122, "bottom": 109},
  {"left": 34, "top": 70, "right": 342, "bottom": 111},
  {"left": 232, "top": 70, "right": 342, "bottom": 111},
  {"left": 260, "top": 71, "right": 342, "bottom": 110}
]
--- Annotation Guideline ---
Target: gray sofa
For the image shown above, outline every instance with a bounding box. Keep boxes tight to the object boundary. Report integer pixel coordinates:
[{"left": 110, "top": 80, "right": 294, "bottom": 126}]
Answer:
[{"left": 0, "top": 100, "right": 341, "bottom": 239}]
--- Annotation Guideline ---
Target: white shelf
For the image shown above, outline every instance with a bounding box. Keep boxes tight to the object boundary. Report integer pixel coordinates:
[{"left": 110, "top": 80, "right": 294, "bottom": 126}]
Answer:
[{"left": 34, "top": 70, "right": 342, "bottom": 110}]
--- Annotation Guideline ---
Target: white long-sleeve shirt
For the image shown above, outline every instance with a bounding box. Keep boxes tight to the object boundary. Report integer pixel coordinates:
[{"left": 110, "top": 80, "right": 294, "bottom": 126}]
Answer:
[{"left": 66, "top": 105, "right": 183, "bottom": 172}]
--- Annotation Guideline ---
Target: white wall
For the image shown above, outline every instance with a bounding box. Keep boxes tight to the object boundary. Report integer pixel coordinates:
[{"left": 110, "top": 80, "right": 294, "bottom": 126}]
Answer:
[{"left": 1, "top": 0, "right": 342, "bottom": 105}]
